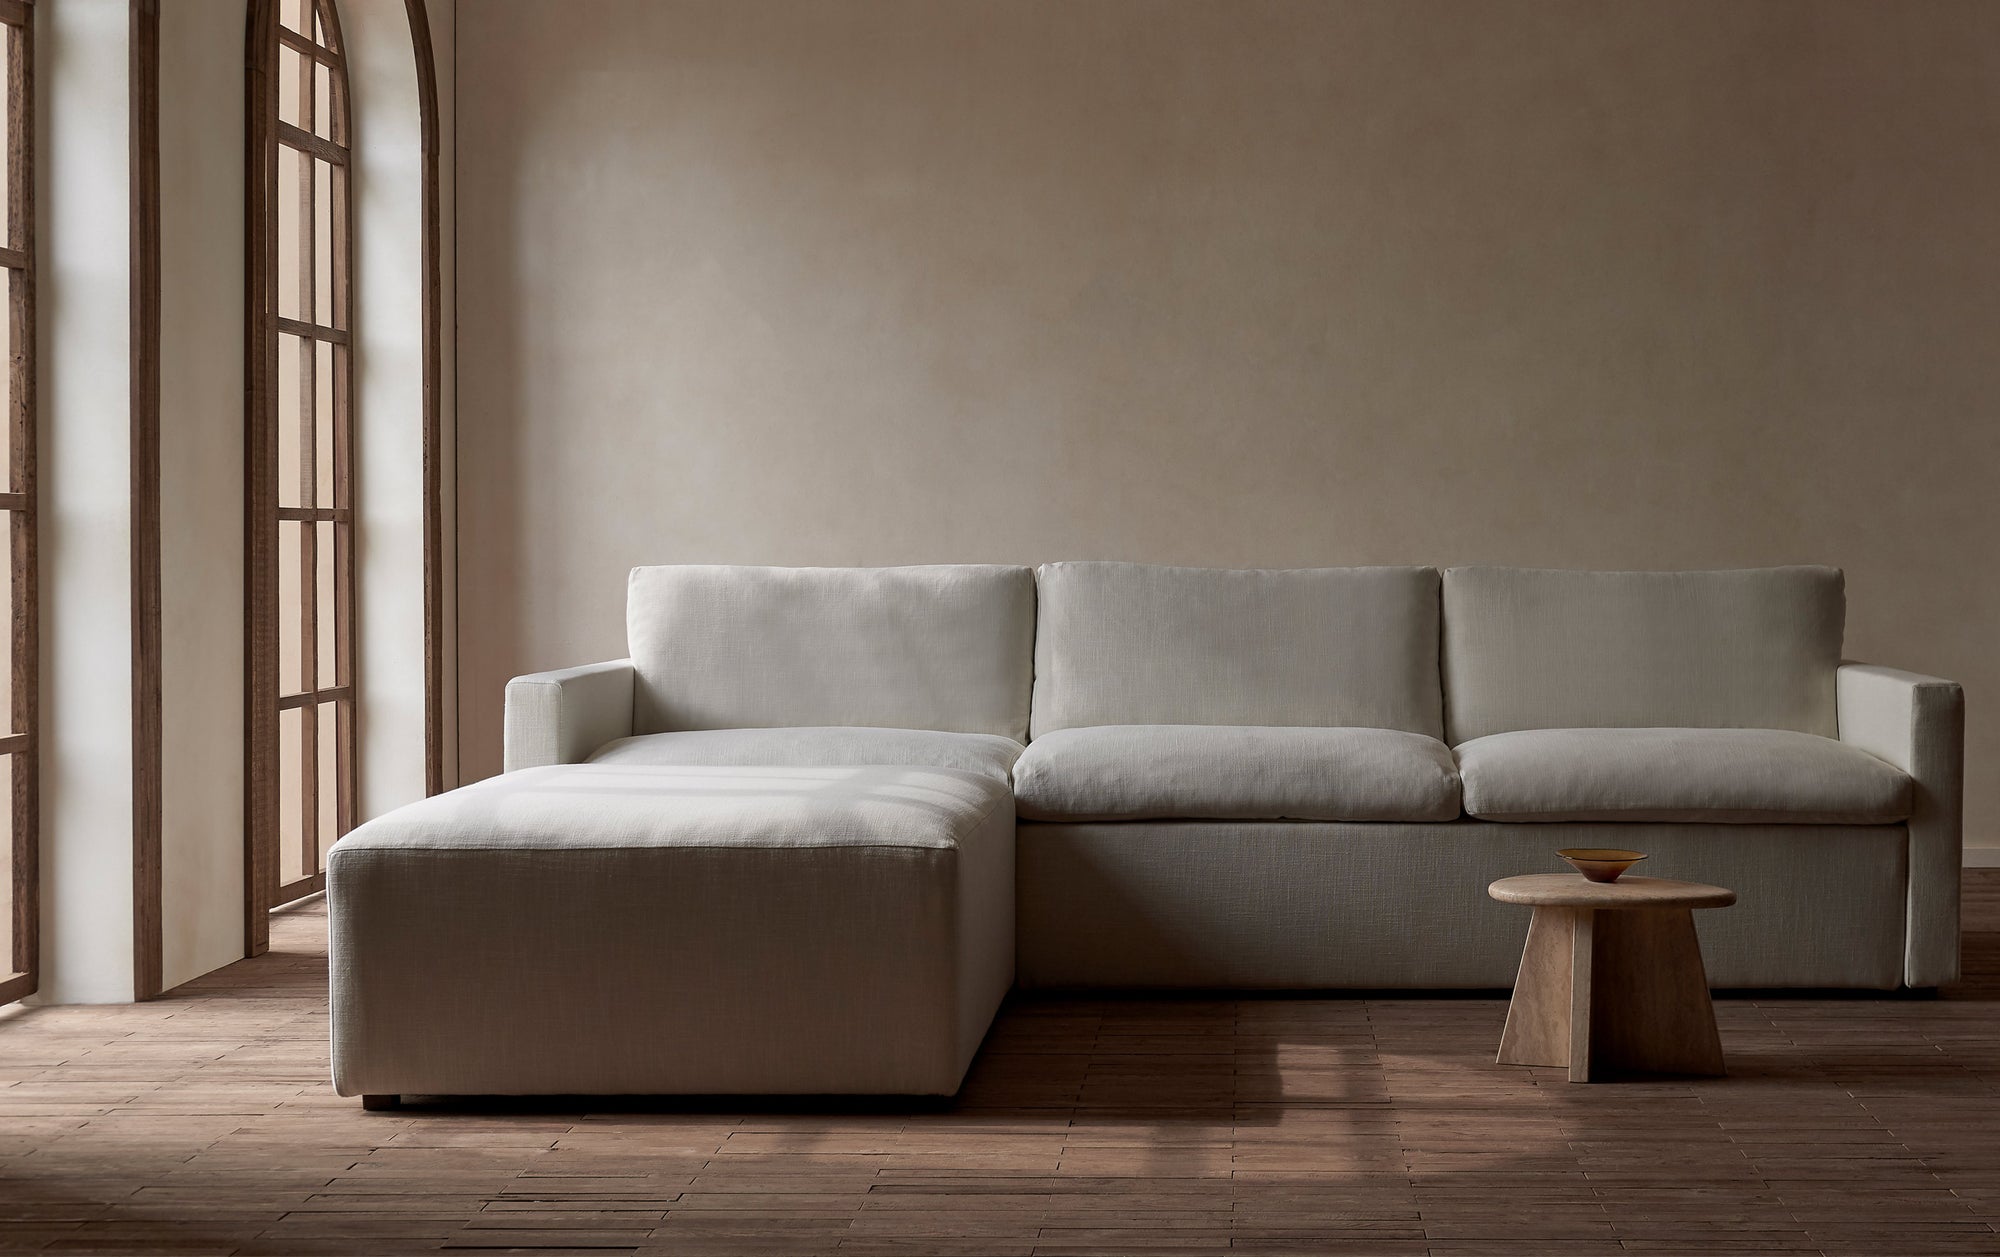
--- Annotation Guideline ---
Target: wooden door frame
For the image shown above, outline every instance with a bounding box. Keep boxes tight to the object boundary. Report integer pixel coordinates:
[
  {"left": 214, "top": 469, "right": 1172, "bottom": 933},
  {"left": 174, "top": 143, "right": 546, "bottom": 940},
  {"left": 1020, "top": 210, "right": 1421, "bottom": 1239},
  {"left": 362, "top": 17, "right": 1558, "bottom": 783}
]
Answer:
[
  {"left": 130, "top": 0, "right": 162, "bottom": 1000},
  {"left": 0, "top": 0, "right": 37, "bottom": 1009}
]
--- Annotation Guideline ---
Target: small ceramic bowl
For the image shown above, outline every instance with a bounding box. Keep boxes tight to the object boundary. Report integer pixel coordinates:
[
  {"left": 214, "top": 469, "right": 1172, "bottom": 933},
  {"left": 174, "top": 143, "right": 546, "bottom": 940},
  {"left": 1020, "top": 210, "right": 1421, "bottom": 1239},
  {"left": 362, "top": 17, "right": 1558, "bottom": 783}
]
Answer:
[{"left": 1558, "top": 848, "right": 1648, "bottom": 883}]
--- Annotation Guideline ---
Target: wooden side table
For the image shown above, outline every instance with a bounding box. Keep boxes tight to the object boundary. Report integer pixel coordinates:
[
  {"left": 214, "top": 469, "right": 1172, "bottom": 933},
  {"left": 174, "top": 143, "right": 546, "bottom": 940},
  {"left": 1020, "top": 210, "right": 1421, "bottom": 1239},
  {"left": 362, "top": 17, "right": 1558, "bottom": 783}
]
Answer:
[{"left": 1488, "top": 874, "right": 1737, "bottom": 1083}]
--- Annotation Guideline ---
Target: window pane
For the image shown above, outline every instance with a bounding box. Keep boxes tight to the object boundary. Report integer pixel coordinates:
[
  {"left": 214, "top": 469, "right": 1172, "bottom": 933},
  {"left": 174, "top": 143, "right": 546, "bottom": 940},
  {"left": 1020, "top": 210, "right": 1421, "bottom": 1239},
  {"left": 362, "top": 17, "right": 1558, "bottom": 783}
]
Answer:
[
  {"left": 277, "top": 45, "right": 304, "bottom": 132},
  {"left": 316, "top": 521, "right": 335, "bottom": 685},
  {"left": 0, "top": 266, "right": 12, "bottom": 492},
  {"left": 314, "top": 159, "right": 333, "bottom": 327},
  {"left": 278, "top": 706, "right": 303, "bottom": 886},
  {"left": 315, "top": 340, "right": 334, "bottom": 505},
  {"left": 314, "top": 62, "right": 334, "bottom": 143},
  {"left": 276, "top": 145, "right": 302, "bottom": 322},
  {"left": 0, "top": 28, "right": 11, "bottom": 251},
  {"left": 0, "top": 755, "right": 13, "bottom": 978},
  {"left": 280, "top": 0, "right": 309, "bottom": 37},
  {"left": 276, "top": 333, "right": 301, "bottom": 508},
  {"left": 277, "top": 521, "right": 302, "bottom": 695},
  {"left": 0, "top": 511, "right": 12, "bottom": 735},
  {"left": 317, "top": 702, "right": 339, "bottom": 861}
]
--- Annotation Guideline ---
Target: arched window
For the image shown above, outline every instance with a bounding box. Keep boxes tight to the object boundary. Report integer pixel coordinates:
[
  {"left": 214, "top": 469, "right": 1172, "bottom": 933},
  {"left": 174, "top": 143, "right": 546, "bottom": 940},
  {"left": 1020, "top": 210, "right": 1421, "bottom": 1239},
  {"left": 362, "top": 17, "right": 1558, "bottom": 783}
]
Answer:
[
  {"left": 0, "top": 0, "right": 36, "bottom": 1007},
  {"left": 247, "top": 0, "right": 353, "bottom": 945}
]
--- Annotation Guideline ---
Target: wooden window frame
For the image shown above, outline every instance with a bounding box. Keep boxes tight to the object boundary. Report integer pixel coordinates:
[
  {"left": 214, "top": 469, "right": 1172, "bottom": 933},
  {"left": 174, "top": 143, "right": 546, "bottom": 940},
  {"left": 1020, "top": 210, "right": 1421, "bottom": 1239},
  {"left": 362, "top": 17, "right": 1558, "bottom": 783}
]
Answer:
[
  {"left": 0, "top": 0, "right": 35, "bottom": 1008},
  {"left": 245, "top": 0, "right": 355, "bottom": 948}
]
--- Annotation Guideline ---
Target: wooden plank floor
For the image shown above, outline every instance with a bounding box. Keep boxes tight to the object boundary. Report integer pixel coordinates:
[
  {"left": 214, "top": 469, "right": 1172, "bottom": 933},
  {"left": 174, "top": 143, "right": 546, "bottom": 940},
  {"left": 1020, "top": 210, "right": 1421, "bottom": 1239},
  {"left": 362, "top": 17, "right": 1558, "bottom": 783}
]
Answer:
[{"left": 2, "top": 873, "right": 1997, "bottom": 1256}]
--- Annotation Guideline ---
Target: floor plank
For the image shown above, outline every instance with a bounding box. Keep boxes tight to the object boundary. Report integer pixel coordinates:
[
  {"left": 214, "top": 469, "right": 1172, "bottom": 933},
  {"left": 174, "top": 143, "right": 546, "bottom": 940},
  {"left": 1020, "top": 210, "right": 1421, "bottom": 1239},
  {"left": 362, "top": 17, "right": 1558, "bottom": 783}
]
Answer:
[{"left": 1, "top": 871, "right": 1996, "bottom": 1255}]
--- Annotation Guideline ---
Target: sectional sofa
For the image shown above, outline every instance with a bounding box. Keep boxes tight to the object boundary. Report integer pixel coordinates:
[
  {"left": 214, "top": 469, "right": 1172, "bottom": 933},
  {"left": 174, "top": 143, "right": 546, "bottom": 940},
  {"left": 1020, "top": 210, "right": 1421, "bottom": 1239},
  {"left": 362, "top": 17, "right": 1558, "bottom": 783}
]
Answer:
[{"left": 327, "top": 563, "right": 1963, "bottom": 1102}]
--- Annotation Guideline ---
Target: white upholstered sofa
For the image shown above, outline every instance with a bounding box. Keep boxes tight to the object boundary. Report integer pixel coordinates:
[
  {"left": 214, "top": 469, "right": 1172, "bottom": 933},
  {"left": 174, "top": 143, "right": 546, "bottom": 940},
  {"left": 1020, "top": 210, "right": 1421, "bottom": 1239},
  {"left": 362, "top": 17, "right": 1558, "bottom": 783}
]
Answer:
[{"left": 327, "top": 562, "right": 1963, "bottom": 1101}]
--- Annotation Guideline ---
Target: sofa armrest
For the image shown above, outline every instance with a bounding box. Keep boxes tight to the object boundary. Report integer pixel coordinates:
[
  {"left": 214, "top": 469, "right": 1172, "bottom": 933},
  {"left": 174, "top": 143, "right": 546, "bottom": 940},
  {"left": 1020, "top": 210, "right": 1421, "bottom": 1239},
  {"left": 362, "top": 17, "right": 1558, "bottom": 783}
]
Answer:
[
  {"left": 503, "top": 659, "right": 636, "bottom": 772},
  {"left": 1837, "top": 662, "right": 1965, "bottom": 987}
]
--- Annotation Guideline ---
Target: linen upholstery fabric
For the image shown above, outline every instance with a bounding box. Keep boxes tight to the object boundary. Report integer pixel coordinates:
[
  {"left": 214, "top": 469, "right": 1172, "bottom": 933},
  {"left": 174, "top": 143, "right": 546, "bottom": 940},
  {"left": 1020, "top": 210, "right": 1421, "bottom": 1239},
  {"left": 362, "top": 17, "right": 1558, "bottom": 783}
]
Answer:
[
  {"left": 1014, "top": 725, "right": 1459, "bottom": 822},
  {"left": 503, "top": 658, "right": 635, "bottom": 772},
  {"left": 1016, "top": 821, "right": 1906, "bottom": 990},
  {"left": 1838, "top": 663, "right": 1965, "bottom": 987},
  {"left": 1456, "top": 727, "right": 1911, "bottom": 824},
  {"left": 590, "top": 726, "right": 1023, "bottom": 781},
  {"left": 628, "top": 564, "right": 1035, "bottom": 739},
  {"left": 327, "top": 763, "right": 1014, "bottom": 1097},
  {"left": 1441, "top": 566, "right": 1845, "bottom": 743},
  {"left": 1031, "top": 562, "right": 1444, "bottom": 739}
]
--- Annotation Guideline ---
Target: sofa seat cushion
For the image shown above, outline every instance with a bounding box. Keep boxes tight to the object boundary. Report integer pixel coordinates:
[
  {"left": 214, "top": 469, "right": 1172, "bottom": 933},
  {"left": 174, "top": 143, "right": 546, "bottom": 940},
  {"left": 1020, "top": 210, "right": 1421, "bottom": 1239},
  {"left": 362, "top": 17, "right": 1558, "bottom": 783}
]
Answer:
[
  {"left": 337, "top": 762, "right": 1011, "bottom": 854},
  {"left": 1457, "top": 728, "right": 1911, "bottom": 823},
  {"left": 1013, "top": 725, "right": 1461, "bottom": 822},
  {"left": 588, "top": 726, "right": 1022, "bottom": 780}
]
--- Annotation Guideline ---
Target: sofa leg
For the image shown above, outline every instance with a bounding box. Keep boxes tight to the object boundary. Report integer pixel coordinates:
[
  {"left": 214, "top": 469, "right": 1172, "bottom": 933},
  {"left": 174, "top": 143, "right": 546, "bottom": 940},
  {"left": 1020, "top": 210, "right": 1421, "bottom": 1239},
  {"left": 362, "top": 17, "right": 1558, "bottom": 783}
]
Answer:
[{"left": 361, "top": 1094, "right": 400, "bottom": 1111}]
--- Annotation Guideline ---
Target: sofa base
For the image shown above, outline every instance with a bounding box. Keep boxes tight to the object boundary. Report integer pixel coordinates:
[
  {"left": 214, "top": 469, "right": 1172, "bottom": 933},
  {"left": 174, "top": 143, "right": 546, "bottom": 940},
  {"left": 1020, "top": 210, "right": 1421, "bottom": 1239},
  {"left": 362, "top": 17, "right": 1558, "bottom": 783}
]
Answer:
[{"left": 1017, "top": 821, "right": 1909, "bottom": 990}]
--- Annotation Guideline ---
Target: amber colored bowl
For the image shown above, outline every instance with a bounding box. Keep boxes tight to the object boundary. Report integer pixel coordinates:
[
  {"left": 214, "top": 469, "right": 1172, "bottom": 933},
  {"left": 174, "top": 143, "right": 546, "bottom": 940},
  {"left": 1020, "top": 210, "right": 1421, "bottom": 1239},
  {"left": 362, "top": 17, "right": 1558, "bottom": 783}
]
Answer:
[{"left": 1558, "top": 848, "right": 1649, "bottom": 883}]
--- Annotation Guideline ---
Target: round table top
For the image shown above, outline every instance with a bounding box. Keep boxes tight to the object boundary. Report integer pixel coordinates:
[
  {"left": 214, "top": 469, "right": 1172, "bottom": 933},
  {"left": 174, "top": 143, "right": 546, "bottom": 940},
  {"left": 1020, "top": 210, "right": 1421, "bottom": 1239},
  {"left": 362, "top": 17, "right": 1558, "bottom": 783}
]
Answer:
[{"left": 1488, "top": 873, "right": 1737, "bottom": 909}]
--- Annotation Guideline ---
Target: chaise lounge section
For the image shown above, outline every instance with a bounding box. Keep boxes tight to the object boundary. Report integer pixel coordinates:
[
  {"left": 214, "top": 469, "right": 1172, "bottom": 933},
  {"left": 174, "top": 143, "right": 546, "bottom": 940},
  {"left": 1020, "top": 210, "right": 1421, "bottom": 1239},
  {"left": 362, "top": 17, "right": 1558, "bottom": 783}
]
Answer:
[{"left": 328, "top": 762, "right": 1013, "bottom": 1098}]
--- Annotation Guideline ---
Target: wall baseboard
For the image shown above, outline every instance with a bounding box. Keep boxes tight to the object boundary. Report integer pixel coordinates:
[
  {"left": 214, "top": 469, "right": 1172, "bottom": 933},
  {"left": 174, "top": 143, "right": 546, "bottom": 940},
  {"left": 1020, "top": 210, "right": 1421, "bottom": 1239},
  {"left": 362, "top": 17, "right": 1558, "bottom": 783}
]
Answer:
[{"left": 1965, "top": 848, "right": 2000, "bottom": 869}]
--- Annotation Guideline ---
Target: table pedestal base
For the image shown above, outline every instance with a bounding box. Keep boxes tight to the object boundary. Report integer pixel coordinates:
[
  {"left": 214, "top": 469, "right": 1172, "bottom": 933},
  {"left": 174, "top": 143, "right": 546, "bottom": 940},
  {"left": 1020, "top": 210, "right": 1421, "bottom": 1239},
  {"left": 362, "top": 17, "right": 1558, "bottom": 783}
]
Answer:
[{"left": 1497, "top": 905, "right": 1725, "bottom": 1083}]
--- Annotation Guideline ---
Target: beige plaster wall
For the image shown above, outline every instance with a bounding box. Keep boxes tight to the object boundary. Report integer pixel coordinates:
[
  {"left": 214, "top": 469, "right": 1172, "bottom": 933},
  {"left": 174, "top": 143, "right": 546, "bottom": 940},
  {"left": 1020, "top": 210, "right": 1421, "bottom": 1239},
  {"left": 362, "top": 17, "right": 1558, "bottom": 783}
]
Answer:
[
  {"left": 158, "top": 0, "right": 247, "bottom": 991},
  {"left": 347, "top": 0, "right": 433, "bottom": 821},
  {"left": 37, "top": 0, "right": 134, "bottom": 1003},
  {"left": 455, "top": 1, "right": 2000, "bottom": 848}
]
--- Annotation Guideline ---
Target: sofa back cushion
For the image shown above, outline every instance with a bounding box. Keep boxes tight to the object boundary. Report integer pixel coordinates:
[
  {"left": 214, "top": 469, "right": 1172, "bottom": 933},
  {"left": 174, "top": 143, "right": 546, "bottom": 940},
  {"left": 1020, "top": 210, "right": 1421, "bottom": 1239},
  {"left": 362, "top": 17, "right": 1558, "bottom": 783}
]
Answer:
[
  {"left": 627, "top": 564, "right": 1036, "bottom": 739},
  {"left": 1441, "top": 565, "right": 1844, "bottom": 744},
  {"left": 1030, "top": 562, "right": 1445, "bottom": 739}
]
